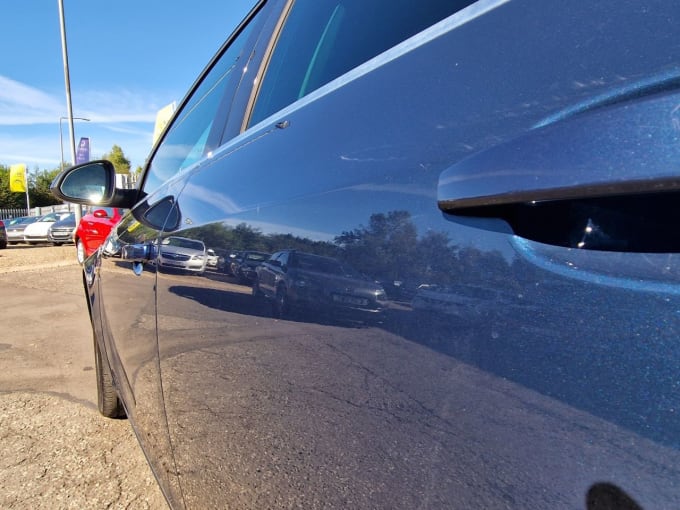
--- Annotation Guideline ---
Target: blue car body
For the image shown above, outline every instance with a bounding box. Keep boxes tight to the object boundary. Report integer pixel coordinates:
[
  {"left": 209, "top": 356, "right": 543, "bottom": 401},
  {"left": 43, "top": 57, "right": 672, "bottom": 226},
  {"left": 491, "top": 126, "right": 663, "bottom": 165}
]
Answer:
[{"left": 52, "top": 1, "right": 680, "bottom": 508}]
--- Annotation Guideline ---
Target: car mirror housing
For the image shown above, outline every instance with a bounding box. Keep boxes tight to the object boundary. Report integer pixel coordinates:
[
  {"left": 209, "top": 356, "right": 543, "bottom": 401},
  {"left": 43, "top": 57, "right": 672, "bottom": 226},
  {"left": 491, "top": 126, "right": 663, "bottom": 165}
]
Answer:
[{"left": 51, "top": 160, "right": 139, "bottom": 208}]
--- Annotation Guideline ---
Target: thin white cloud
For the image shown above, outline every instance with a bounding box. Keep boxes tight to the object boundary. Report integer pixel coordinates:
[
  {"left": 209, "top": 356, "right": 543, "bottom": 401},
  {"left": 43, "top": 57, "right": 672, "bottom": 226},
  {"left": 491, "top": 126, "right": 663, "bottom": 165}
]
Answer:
[
  {"left": 0, "top": 75, "right": 167, "bottom": 125},
  {"left": 0, "top": 76, "right": 63, "bottom": 124},
  {"left": 0, "top": 132, "right": 62, "bottom": 168},
  {"left": 183, "top": 182, "right": 243, "bottom": 215}
]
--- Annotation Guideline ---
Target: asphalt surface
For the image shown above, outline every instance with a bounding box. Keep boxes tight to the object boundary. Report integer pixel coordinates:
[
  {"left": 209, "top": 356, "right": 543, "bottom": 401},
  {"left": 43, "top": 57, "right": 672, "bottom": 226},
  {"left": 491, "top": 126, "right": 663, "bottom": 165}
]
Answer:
[{"left": 0, "top": 244, "right": 167, "bottom": 509}]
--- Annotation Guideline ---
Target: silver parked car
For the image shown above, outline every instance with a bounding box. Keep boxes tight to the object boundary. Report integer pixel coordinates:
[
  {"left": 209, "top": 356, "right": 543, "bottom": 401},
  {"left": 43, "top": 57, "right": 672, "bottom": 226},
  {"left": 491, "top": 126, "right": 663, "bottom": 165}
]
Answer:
[
  {"left": 51, "top": 1, "right": 680, "bottom": 508},
  {"left": 157, "top": 236, "right": 207, "bottom": 274},
  {"left": 4, "top": 216, "right": 39, "bottom": 245},
  {"left": 23, "top": 212, "right": 71, "bottom": 244},
  {"left": 47, "top": 212, "right": 76, "bottom": 245}
]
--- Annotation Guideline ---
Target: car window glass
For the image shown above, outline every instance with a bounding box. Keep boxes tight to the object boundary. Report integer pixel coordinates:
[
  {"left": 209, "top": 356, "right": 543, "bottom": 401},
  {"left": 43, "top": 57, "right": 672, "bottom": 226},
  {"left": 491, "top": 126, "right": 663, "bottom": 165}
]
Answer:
[
  {"left": 142, "top": 15, "right": 259, "bottom": 193},
  {"left": 249, "top": 0, "right": 472, "bottom": 127}
]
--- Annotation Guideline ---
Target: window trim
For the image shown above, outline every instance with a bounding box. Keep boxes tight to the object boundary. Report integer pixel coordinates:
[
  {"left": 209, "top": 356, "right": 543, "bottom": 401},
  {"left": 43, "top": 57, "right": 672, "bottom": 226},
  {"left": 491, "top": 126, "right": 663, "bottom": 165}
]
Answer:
[
  {"left": 240, "top": 0, "right": 295, "bottom": 133},
  {"left": 138, "top": 0, "right": 273, "bottom": 194}
]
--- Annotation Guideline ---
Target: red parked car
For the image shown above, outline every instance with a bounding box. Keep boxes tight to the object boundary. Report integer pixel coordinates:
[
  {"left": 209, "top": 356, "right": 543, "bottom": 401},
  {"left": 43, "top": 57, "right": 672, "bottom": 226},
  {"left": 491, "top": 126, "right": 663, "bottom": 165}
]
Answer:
[{"left": 74, "top": 207, "right": 124, "bottom": 263}]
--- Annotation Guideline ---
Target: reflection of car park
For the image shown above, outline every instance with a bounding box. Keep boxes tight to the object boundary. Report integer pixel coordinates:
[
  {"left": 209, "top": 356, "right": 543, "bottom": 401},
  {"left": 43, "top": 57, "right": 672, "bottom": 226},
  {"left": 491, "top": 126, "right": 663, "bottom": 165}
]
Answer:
[
  {"left": 47, "top": 212, "right": 76, "bottom": 245},
  {"left": 221, "top": 250, "right": 241, "bottom": 275},
  {"left": 23, "top": 212, "right": 71, "bottom": 244},
  {"left": 411, "top": 283, "right": 504, "bottom": 319},
  {"left": 5, "top": 216, "right": 39, "bottom": 244},
  {"left": 158, "top": 236, "right": 207, "bottom": 274},
  {"left": 230, "top": 250, "right": 270, "bottom": 283},
  {"left": 255, "top": 250, "right": 387, "bottom": 317},
  {"left": 74, "top": 207, "right": 124, "bottom": 263}
]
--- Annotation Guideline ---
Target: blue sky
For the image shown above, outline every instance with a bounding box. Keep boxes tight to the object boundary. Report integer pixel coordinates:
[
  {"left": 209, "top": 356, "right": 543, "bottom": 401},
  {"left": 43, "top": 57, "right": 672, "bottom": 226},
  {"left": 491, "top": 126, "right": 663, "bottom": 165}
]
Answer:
[{"left": 0, "top": 1, "right": 257, "bottom": 172}]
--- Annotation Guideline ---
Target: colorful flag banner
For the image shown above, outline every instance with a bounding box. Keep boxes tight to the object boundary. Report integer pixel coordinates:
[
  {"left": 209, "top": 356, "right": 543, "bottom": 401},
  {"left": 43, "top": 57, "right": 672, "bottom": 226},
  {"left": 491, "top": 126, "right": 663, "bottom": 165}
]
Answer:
[
  {"left": 9, "top": 163, "right": 26, "bottom": 192},
  {"left": 76, "top": 137, "right": 90, "bottom": 165},
  {"left": 152, "top": 102, "right": 176, "bottom": 145}
]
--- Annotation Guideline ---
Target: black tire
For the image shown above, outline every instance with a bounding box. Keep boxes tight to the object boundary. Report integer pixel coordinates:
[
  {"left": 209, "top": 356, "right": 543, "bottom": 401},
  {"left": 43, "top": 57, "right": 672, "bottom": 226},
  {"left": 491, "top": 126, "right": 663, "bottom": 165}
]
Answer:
[
  {"left": 252, "top": 278, "right": 264, "bottom": 298},
  {"left": 0, "top": 242, "right": 6, "bottom": 250},
  {"left": 93, "top": 336, "right": 126, "bottom": 418},
  {"left": 273, "top": 284, "right": 289, "bottom": 318},
  {"left": 76, "top": 239, "right": 85, "bottom": 264}
]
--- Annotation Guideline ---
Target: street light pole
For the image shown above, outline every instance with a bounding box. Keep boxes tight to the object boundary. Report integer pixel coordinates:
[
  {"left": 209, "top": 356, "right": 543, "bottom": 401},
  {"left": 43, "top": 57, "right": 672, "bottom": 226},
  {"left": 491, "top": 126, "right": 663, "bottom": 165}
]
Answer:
[
  {"left": 59, "top": 116, "right": 90, "bottom": 172},
  {"left": 58, "top": 0, "right": 82, "bottom": 224}
]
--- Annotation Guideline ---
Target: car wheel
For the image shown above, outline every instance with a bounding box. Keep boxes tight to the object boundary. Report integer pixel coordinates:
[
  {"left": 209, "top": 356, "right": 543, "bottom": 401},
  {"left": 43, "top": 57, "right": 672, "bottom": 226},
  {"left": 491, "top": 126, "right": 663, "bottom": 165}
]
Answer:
[
  {"left": 76, "top": 239, "right": 85, "bottom": 264},
  {"left": 0, "top": 241, "right": 6, "bottom": 250},
  {"left": 93, "top": 336, "right": 125, "bottom": 418},
  {"left": 273, "top": 284, "right": 289, "bottom": 318},
  {"left": 252, "top": 278, "right": 264, "bottom": 298}
]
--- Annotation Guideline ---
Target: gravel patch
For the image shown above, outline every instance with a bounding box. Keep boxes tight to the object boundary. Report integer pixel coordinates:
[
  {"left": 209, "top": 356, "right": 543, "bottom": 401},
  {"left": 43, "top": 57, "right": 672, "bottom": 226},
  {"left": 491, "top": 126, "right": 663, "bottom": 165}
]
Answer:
[{"left": 0, "top": 393, "right": 165, "bottom": 509}]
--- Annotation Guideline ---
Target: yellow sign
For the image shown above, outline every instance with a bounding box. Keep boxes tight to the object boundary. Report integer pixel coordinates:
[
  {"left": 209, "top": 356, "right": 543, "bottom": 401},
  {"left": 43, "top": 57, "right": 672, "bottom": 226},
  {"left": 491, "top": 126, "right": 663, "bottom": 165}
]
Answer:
[
  {"left": 152, "top": 102, "right": 176, "bottom": 145},
  {"left": 9, "top": 164, "right": 26, "bottom": 193}
]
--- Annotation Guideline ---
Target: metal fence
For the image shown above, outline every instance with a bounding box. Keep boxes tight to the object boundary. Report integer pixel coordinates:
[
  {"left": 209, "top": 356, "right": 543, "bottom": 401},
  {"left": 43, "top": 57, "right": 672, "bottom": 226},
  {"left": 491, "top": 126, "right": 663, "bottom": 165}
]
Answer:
[
  {"left": 0, "top": 208, "right": 29, "bottom": 220},
  {"left": 0, "top": 203, "right": 79, "bottom": 220}
]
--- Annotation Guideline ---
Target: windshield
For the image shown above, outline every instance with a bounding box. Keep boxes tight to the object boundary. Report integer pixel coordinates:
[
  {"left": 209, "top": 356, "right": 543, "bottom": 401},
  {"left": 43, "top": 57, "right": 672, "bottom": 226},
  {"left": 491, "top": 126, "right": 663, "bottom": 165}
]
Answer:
[
  {"left": 40, "top": 213, "right": 60, "bottom": 222},
  {"left": 245, "top": 252, "right": 268, "bottom": 261},
  {"left": 295, "top": 253, "right": 359, "bottom": 277},
  {"left": 164, "top": 237, "right": 205, "bottom": 251}
]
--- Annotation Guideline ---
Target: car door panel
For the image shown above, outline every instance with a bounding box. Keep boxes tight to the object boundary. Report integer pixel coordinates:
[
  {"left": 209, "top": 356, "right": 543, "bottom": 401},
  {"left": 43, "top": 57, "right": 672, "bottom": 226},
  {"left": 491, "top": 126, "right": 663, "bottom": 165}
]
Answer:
[
  {"left": 97, "top": 180, "right": 187, "bottom": 507},
  {"left": 150, "top": 2, "right": 680, "bottom": 507}
]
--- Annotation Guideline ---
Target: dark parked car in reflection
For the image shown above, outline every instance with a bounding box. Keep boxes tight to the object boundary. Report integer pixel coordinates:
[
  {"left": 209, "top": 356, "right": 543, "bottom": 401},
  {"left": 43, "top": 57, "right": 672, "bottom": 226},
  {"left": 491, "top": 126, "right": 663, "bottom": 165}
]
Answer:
[
  {"left": 411, "top": 283, "right": 512, "bottom": 319},
  {"left": 49, "top": 1, "right": 680, "bottom": 508},
  {"left": 229, "top": 250, "right": 270, "bottom": 283},
  {"left": 255, "top": 250, "right": 387, "bottom": 317}
]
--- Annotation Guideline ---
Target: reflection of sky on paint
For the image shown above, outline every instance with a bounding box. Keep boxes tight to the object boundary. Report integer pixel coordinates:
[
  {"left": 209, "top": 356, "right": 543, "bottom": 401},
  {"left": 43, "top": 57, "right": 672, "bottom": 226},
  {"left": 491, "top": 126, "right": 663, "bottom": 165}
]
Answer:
[{"left": 182, "top": 181, "right": 244, "bottom": 215}]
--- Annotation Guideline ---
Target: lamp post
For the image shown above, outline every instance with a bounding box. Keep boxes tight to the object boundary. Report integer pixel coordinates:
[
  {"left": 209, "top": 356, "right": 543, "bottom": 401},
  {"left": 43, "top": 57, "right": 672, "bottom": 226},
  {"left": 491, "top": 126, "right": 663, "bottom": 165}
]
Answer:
[
  {"left": 58, "top": 0, "right": 85, "bottom": 224},
  {"left": 59, "top": 116, "right": 90, "bottom": 172}
]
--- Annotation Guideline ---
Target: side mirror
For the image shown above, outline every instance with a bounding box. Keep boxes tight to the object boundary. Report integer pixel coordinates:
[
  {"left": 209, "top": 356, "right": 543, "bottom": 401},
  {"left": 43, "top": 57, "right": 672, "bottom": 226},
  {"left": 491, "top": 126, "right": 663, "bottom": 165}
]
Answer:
[
  {"left": 51, "top": 160, "right": 138, "bottom": 208},
  {"left": 93, "top": 209, "right": 109, "bottom": 218}
]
